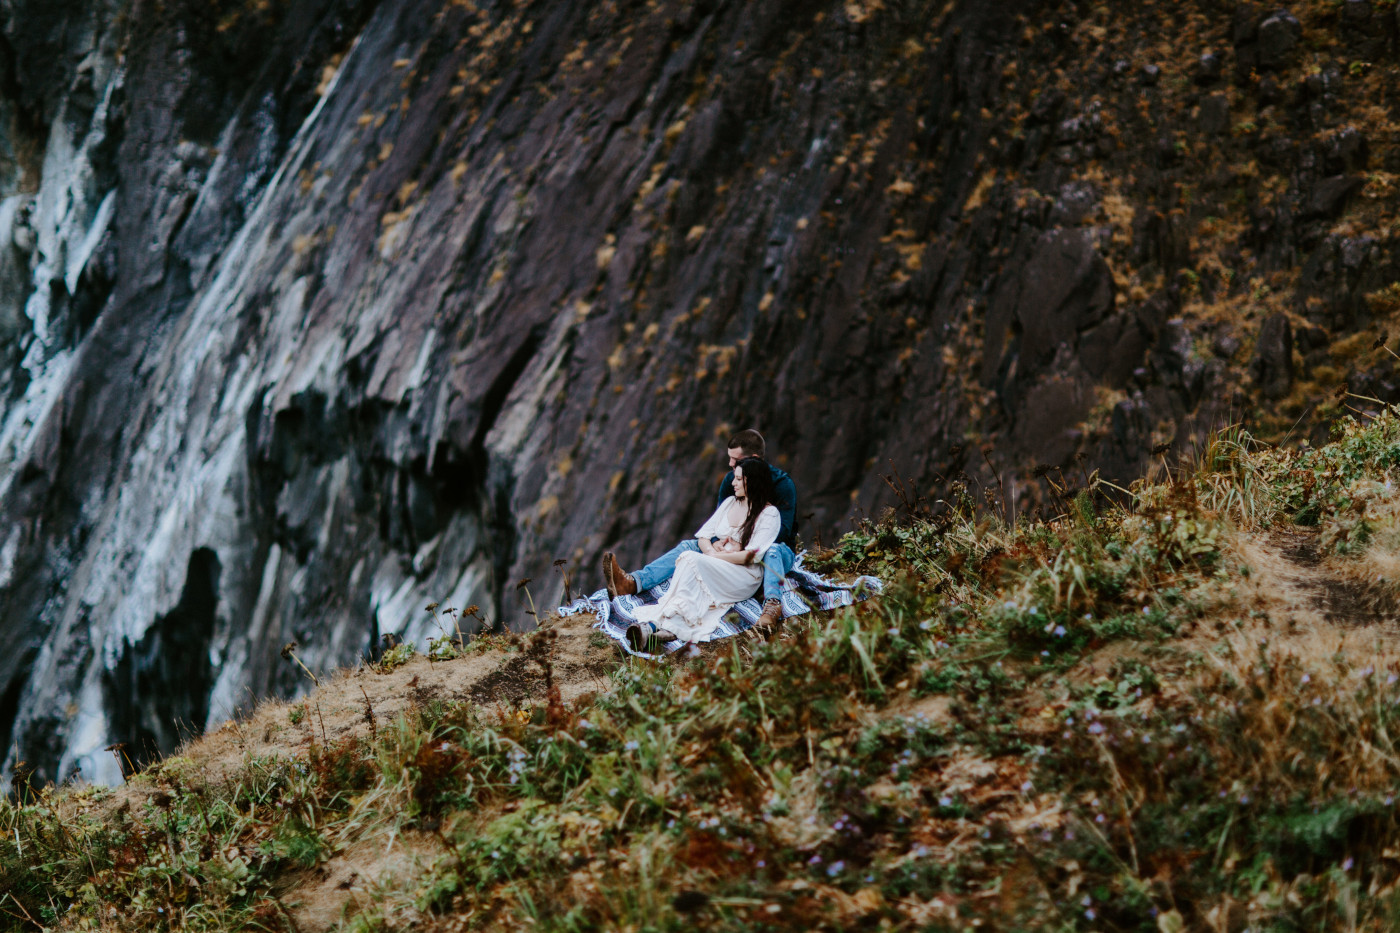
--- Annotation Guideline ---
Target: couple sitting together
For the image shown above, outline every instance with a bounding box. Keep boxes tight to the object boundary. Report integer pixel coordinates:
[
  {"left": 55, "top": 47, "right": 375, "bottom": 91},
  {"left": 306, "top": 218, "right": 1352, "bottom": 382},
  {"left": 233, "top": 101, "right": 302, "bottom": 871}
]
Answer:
[{"left": 601, "top": 429, "right": 797, "bottom": 652}]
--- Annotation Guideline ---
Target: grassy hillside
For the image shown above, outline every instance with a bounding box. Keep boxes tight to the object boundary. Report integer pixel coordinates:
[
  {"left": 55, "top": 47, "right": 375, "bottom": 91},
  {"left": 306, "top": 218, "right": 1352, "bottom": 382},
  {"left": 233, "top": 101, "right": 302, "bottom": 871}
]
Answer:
[{"left": 11, "top": 407, "right": 1400, "bottom": 930}]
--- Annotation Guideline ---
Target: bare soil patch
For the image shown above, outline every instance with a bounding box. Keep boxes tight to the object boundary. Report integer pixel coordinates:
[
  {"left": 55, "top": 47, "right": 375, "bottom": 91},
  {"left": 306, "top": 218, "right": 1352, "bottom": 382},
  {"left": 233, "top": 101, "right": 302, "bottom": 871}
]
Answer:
[{"left": 1270, "top": 528, "right": 1400, "bottom": 627}]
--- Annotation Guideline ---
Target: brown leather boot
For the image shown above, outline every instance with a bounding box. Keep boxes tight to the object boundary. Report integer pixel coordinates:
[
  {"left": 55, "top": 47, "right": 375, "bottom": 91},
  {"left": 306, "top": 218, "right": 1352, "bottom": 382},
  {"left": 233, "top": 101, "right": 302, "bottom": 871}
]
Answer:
[
  {"left": 602, "top": 551, "right": 637, "bottom": 599},
  {"left": 756, "top": 597, "right": 783, "bottom": 631}
]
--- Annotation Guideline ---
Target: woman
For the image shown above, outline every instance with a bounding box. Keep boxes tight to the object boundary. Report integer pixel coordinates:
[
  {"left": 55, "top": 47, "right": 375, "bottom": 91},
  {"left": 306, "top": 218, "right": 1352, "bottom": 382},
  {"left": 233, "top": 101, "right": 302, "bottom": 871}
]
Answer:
[{"left": 626, "top": 458, "right": 781, "bottom": 650}]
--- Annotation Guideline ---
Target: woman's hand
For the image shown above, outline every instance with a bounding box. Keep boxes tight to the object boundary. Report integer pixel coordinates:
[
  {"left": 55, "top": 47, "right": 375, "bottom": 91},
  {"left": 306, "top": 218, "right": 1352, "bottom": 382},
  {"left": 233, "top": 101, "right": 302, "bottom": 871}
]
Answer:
[{"left": 697, "top": 537, "right": 716, "bottom": 555}]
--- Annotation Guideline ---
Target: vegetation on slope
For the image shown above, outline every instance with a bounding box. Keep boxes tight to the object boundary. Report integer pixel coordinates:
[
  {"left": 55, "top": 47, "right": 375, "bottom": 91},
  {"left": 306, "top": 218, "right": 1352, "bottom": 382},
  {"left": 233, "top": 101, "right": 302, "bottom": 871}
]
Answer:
[{"left": 11, "top": 408, "right": 1400, "bottom": 930}]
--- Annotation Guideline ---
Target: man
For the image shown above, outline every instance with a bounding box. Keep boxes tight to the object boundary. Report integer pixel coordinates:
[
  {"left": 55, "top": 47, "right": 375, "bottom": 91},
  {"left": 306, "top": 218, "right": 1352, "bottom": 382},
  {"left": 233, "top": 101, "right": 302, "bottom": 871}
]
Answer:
[{"left": 602, "top": 428, "right": 798, "bottom": 630}]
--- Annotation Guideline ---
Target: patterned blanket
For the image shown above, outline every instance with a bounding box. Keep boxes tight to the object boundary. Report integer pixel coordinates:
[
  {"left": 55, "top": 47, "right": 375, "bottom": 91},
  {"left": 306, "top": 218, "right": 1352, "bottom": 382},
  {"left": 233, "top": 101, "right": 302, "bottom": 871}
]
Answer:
[{"left": 557, "top": 553, "right": 883, "bottom": 658}]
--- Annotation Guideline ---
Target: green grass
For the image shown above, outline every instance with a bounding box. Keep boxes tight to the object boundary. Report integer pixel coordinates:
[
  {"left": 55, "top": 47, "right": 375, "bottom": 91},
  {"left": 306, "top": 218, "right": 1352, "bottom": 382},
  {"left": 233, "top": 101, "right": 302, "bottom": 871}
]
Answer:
[{"left": 13, "top": 412, "right": 1400, "bottom": 930}]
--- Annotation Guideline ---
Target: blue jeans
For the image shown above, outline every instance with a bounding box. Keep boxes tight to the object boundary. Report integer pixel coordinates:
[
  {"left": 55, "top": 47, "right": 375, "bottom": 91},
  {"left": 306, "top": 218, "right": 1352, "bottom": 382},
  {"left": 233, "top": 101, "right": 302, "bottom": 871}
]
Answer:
[
  {"left": 761, "top": 544, "right": 797, "bottom": 602},
  {"left": 633, "top": 541, "right": 795, "bottom": 603}
]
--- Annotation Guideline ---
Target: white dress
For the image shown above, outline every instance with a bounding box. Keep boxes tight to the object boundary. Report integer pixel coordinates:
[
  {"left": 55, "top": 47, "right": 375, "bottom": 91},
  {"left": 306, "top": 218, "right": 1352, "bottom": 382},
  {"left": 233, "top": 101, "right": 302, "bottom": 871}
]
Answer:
[{"left": 633, "top": 498, "right": 781, "bottom": 642}]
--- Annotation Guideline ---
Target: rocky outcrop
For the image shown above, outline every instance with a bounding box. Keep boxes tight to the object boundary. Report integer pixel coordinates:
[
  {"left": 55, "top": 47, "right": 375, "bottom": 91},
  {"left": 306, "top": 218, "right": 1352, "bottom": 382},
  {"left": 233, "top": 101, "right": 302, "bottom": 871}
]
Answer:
[
  {"left": 1250, "top": 312, "right": 1294, "bottom": 399},
  {"left": 2, "top": 0, "right": 1400, "bottom": 785}
]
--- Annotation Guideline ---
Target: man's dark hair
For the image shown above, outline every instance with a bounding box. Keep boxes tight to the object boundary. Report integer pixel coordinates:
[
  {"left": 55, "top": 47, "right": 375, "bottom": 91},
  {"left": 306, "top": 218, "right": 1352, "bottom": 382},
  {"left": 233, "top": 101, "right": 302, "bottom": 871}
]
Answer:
[{"left": 727, "top": 428, "right": 765, "bottom": 459}]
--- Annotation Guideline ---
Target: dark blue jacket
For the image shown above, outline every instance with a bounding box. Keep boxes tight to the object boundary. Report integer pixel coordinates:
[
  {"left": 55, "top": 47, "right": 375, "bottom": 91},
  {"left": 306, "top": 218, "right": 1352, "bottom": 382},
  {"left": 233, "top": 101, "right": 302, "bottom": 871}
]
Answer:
[{"left": 716, "top": 465, "right": 797, "bottom": 550}]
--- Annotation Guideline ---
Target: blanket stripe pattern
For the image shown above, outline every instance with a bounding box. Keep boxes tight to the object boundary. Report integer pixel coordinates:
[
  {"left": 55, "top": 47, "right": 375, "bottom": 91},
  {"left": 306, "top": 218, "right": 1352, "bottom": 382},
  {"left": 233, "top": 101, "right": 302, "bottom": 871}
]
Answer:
[{"left": 557, "top": 553, "right": 883, "bottom": 658}]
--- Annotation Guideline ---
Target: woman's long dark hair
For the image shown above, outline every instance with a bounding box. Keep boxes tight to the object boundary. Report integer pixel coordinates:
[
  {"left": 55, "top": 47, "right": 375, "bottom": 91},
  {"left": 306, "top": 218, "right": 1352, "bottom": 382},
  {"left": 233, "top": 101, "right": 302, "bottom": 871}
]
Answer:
[{"left": 734, "top": 457, "right": 777, "bottom": 547}]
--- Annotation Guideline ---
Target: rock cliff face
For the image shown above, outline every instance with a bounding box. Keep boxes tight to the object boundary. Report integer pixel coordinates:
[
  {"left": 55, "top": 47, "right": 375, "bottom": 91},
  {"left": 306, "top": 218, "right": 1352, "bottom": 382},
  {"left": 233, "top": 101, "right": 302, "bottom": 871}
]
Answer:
[{"left": 3, "top": 0, "right": 1399, "bottom": 784}]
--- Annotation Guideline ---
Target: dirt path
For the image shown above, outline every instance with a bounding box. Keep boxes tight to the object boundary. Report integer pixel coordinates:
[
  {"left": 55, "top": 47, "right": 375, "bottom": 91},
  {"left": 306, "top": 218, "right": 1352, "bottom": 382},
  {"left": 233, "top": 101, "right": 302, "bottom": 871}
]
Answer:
[
  {"left": 1265, "top": 528, "right": 1399, "bottom": 628},
  {"left": 1131, "top": 528, "right": 1400, "bottom": 700},
  {"left": 191, "top": 611, "right": 618, "bottom": 781}
]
